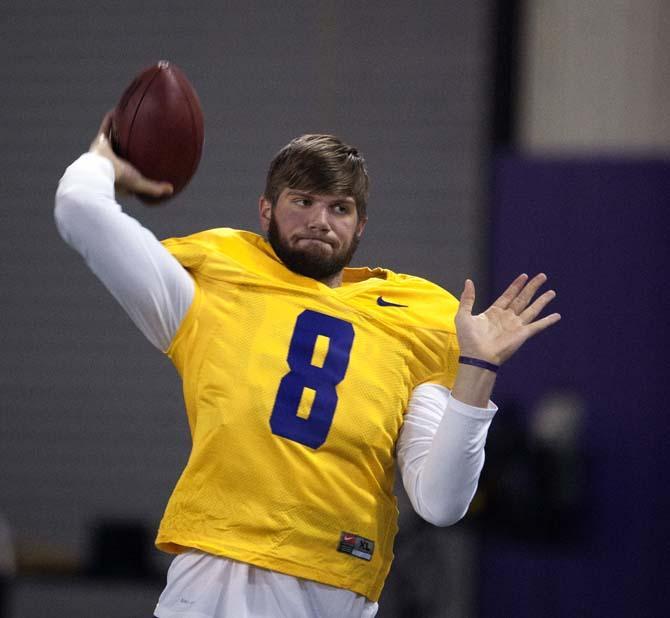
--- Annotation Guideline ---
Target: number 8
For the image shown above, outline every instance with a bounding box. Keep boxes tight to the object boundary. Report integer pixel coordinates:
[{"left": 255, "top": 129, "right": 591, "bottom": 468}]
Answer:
[{"left": 270, "top": 310, "right": 355, "bottom": 449}]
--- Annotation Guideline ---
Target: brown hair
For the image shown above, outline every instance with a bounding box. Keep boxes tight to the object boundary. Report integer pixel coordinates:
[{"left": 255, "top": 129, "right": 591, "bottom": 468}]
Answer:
[{"left": 263, "top": 134, "right": 369, "bottom": 218}]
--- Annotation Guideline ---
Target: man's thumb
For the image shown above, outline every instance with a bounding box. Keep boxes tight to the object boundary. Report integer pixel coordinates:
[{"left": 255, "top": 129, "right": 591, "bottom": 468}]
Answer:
[{"left": 458, "top": 279, "right": 476, "bottom": 315}]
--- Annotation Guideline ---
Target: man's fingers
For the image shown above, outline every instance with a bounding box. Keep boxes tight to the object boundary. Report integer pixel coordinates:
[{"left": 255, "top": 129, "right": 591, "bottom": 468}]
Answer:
[
  {"left": 115, "top": 159, "right": 173, "bottom": 200},
  {"left": 89, "top": 112, "right": 172, "bottom": 201},
  {"left": 492, "top": 273, "right": 528, "bottom": 310},
  {"left": 526, "top": 312, "right": 561, "bottom": 337},
  {"left": 98, "top": 110, "right": 114, "bottom": 138},
  {"left": 129, "top": 172, "right": 174, "bottom": 199},
  {"left": 520, "top": 289, "right": 556, "bottom": 323},
  {"left": 510, "top": 273, "right": 548, "bottom": 314},
  {"left": 90, "top": 111, "right": 116, "bottom": 154},
  {"left": 143, "top": 181, "right": 174, "bottom": 199},
  {"left": 458, "top": 279, "right": 476, "bottom": 315}
]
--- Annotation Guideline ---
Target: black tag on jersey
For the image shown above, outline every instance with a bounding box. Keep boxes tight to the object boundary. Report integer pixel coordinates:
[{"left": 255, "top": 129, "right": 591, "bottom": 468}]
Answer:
[{"left": 337, "top": 531, "right": 374, "bottom": 561}]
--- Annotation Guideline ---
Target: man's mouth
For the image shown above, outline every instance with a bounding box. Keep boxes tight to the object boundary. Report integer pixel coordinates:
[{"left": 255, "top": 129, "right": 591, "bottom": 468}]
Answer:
[{"left": 296, "top": 237, "right": 333, "bottom": 247}]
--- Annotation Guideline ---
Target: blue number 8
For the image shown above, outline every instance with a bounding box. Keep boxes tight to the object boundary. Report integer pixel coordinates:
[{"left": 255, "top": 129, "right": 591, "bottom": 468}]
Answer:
[{"left": 270, "top": 310, "right": 355, "bottom": 449}]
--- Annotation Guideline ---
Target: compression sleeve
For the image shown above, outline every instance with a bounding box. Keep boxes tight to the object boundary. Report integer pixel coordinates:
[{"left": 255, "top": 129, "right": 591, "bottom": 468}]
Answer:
[
  {"left": 54, "top": 153, "right": 194, "bottom": 352},
  {"left": 397, "top": 383, "right": 497, "bottom": 526}
]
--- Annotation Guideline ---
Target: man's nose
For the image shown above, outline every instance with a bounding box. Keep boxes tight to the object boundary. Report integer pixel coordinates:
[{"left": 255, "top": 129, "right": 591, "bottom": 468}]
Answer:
[{"left": 307, "top": 204, "right": 330, "bottom": 230}]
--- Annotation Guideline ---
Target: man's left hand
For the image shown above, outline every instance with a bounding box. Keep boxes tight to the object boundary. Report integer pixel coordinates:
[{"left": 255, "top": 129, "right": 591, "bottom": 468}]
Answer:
[{"left": 455, "top": 273, "right": 561, "bottom": 366}]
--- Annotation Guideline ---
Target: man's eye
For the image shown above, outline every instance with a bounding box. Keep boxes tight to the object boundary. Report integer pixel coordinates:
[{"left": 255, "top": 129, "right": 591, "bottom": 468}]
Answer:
[{"left": 294, "top": 198, "right": 310, "bottom": 206}]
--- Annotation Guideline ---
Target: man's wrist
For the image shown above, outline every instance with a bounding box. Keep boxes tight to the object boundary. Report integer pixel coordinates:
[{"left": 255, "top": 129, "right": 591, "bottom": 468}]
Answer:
[
  {"left": 458, "top": 355, "right": 499, "bottom": 373},
  {"left": 451, "top": 362, "right": 497, "bottom": 408}
]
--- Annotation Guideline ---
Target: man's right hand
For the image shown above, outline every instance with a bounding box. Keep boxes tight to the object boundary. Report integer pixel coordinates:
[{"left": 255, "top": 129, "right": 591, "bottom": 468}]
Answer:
[{"left": 89, "top": 112, "right": 174, "bottom": 200}]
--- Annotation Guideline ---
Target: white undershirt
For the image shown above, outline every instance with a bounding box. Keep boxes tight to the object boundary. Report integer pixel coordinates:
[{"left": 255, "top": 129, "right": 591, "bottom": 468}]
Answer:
[{"left": 54, "top": 153, "right": 497, "bottom": 618}]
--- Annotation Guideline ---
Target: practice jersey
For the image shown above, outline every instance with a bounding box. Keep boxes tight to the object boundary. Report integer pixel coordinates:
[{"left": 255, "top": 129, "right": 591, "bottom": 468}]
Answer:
[{"left": 156, "top": 228, "right": 460, "bottom": 601}]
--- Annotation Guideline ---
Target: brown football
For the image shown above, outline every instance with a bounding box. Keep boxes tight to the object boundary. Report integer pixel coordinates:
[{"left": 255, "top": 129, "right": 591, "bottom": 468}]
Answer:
[{"left": 111, "top": 60, "right": 204, "bottom": 203}]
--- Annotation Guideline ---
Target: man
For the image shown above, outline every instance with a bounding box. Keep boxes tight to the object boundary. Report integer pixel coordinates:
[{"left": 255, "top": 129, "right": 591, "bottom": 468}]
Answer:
[{"left": 55, "top": 114, "right": 560, "bottom": 618}]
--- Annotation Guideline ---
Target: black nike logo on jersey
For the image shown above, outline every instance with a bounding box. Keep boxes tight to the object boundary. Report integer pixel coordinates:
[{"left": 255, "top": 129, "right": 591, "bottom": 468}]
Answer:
[{"left": 376, "top": 296, "right": 408, "bottom": 308}]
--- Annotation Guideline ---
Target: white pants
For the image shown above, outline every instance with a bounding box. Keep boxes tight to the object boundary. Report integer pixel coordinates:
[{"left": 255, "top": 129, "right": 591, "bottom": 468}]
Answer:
[{"left": 154, "top": 550, "right": 379, "bottom": 618}]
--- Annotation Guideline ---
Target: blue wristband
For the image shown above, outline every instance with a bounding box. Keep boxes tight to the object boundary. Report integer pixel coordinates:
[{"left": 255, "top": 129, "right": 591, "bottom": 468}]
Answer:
[{"left": 458, "top": 355, "right": 499, "bottom": 373}]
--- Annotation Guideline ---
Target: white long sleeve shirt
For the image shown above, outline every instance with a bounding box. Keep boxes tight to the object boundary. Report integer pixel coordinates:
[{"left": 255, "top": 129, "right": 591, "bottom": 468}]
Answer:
[{"left": 54, "top": 153, "right": 497, "bottom": 618}]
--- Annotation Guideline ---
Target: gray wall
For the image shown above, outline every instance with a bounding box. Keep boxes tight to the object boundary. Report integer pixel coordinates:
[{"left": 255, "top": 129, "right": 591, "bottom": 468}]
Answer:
[{"left": 1, "top": 0, "right": 492, "bottom": 604}]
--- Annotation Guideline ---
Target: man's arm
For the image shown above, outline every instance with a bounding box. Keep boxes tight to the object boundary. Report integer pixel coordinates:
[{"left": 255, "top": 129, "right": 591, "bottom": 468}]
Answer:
[
  {"left": 397, "top": 383, "right": 495, "bottom": 526},
  {"left": 54, "top": 116, "right": 194, "bottom": 351},
  {"left": 397, "top": 274, "right": 561, "bottom": 525}
]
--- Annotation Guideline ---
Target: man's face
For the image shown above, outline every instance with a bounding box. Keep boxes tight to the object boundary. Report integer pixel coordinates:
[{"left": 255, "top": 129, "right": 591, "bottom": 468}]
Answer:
[{"left": 259, "top": 188, "right": 367, "bottom": 284}]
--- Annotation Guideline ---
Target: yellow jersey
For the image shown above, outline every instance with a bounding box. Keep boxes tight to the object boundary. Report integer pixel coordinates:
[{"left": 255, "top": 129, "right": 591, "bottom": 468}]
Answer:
[{"left": 156, "top": 228, "right": 460, "bottom": 601}]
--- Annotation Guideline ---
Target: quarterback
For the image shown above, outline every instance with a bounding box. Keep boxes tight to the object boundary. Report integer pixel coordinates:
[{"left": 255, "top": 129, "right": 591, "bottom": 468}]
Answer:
[{"left": 55, "top": 114, "right": 560, "bottom": 618}]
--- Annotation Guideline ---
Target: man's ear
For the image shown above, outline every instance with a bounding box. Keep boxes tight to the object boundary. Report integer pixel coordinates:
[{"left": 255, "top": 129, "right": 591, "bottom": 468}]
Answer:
[
  {"left": 356, "top": 215, "right": 368, "bottom": 239},
  {"left": 259, "top": 196, "right": 272, "bottom": 233}
]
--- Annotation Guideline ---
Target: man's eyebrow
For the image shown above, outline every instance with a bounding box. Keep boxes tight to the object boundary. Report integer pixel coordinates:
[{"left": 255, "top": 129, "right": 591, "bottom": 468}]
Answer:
[{"left": 286, "top": 190, "right": 355, "bottom": 205}]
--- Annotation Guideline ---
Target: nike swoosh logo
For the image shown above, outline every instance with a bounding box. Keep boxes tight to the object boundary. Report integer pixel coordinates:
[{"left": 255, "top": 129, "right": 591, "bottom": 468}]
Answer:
[{"left": 377, "top": 296, "right": 408, "bottom": 307}]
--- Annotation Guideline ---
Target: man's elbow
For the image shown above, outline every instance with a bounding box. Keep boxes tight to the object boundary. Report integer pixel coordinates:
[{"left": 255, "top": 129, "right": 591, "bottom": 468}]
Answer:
[
  {"left": 54, "top": 188, "right": 87, "bottom": 243},
  {"left": 412, "top": 478, "right": 478, "bottom": 526},
  {"left": 417, "top": 503, "right": 469, "bottom": 527}
]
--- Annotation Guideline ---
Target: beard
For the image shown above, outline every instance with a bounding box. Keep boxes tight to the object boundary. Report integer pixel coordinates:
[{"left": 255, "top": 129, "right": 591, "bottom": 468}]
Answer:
[{"left": 268, "top": 214, "right": 360, "bottom": 281}]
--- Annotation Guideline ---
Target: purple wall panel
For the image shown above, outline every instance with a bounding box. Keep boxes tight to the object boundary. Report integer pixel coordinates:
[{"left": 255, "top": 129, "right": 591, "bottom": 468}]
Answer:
[{"left": 482, "top": 156, "right": 670, "bottom": 617}]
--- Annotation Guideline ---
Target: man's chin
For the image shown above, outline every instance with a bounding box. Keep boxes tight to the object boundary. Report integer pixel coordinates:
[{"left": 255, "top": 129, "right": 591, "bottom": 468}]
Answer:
[
  {"left": 282, "top": 250, "right": 342, "bottom": 280},
  {"left": 269, "top": 243, "right": 345, "bottom": 280},
  {"left": 267, "top": 216, "right": 359, "bottom": 281}
]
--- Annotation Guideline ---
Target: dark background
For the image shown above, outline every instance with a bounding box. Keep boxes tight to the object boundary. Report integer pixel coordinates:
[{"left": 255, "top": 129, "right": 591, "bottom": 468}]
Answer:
[{"left": 1, "top": 1, "right": 668, "bottom": 616}]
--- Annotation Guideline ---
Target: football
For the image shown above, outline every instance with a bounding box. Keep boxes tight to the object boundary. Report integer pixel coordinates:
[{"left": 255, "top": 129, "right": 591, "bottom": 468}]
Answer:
[{"left": 111, "top": 60, "right": 204, "bottom": 203}]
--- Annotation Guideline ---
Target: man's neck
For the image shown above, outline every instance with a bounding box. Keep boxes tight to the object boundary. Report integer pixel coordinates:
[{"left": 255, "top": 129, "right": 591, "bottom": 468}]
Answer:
[{"left": 319, "top": 271, "right": 344, "bottom": 288}]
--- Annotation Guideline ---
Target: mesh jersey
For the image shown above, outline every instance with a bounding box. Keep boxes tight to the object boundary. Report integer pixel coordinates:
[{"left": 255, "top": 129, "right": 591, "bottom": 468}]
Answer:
[{"left": 156, "top": 228, "right": 460, "bottom": 601}]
